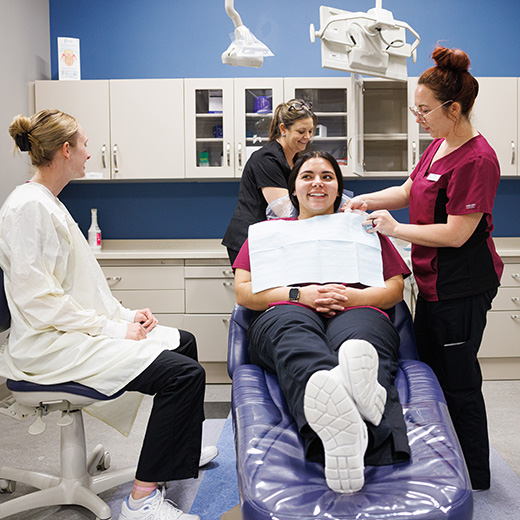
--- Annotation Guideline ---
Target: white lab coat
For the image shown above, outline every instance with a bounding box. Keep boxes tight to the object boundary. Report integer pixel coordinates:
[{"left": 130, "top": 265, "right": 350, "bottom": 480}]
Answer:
[{"left": 0, "top": 183, "right": 179, "bottom": 426}]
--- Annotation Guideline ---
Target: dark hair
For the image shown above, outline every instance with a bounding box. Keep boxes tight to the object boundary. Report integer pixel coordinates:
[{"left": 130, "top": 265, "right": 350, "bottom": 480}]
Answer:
[
  {"left": 287, "top": 151, "right": 344, "bottom": 214},
  {"left": 418, "top": 45, "right": 479, "bottom": 118},
  {"left": 268, "top": 99, "right": 317, "bottom": 141}
]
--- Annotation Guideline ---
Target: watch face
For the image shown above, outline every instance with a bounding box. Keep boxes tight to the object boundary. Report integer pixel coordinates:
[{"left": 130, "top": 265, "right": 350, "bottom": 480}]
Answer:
[{"left": 289, "top": 287, "right": 299, "bottom": 301}]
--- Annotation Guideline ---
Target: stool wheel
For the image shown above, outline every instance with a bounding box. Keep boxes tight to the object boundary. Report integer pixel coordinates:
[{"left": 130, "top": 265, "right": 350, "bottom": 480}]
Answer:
[
  {"left": 97, "top": 451, "right": 111, "bottom": 471},
  {"left": 0, "top": 479, "right": 16, "bottom": 493}
]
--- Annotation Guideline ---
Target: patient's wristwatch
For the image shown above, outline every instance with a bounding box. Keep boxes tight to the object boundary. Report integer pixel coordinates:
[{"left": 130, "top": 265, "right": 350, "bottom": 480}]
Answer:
[{"left": 289, "top": 287, "right": 300, "bottom": 302}]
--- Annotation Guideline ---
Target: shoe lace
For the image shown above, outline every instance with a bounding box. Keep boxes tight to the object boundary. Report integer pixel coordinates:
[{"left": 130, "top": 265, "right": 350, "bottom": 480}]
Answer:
[{"left": 153, "top": 488, "right": 185, "bottom": 520}]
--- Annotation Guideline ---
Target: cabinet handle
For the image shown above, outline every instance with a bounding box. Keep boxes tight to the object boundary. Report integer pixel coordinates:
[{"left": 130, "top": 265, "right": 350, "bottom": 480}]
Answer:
[
  {"left": 237, "top": 142, "right": 243, "bottom": 170},
  {"left": 106, "top": 276, "right": 122, "bottom": 283},
  {"left": 222, "top": 318, "right": 230, "bottom": 327},
  {"left": 226, "top": 143, "right": 231, "bottom": 167},
  {"left": 223, "top": 281, "right": 234, "bottom": 287},
  {"left": 113, "top": 144, "right": 119, "bottom": 174},
  {"left": 101, "top": 144, "right": 107, "bottom": 168},
  {"left": 511, "top": 315, "right": 520, "bottom": 320},
  {"left": 512, "top": 297, "right": 520, "bottom": 303},
  {"left": 512, "top": 141, "right": 516, "bottom": 165},
  {"left": 511, "top": 273, "right": 520, "bottom": 280},
  {"left": 346, "top": 137, "right": 352, "bottom": 158},
  {"left": 222, "top": 269, "right": 234, "bottom": 276},
  {"left": 412, "top": 141, "right": 417, "bottom": 168}
]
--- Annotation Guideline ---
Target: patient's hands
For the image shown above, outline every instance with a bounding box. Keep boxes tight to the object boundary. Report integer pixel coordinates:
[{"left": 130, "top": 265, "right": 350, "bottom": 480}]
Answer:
[
  {"left": 135, "top": 308, "right": 158, "bottom": 333},
  {"left": 126, "top": 322, "right": 148, "bottom": 341},
  {"left": 301, "top": 284, "right": 348, "bottom": 317}
]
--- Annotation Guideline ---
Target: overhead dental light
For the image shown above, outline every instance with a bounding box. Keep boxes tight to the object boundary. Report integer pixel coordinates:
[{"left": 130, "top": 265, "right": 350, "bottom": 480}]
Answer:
[
  {"left": 221, "top": 0, "right": 274, "bottom": 68},
  {"left": 310, "top": 0, "right": 420, "bottom": 81}
]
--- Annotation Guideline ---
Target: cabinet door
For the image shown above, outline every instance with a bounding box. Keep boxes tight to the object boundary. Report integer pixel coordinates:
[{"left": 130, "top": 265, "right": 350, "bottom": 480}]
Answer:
[
  {"left": 283, "top": 77, "right": 362, "bottom": 177},
  {"left": 35, "top": 80, "right": 111, "bottom": 179},
  {"left": 473, "top": 77, "right": 517, "bottom": 177},
  {"left": 407, "top": 77, "right": 433, "bottom": 172},
  {"left": 109, "top": 79, "right": 184, "bottom": 179},
  {"left": 184, "top": 78, "right": 235, "bottom": 178},
  {"left": 233, "top": 78, "right": 284, "bottom": 178}
]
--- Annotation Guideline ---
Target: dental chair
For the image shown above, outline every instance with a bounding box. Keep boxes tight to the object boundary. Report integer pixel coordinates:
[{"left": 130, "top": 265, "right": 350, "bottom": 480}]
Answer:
[
  {"left": 228, "top": 302, "right": 474, "bottom": 520},
  {"left": 0, "top": 268, "right": 135, "bottom": 520}
]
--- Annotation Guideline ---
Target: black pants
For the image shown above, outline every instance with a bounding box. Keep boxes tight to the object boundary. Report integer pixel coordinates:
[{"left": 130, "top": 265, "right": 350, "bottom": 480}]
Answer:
[
  {"left": 248, "top": 305, "right": 410, "bottom": 467},
  {"left": 414, "top": 288, "right": 497, "bottom": 490},
  {"left": 122, "top": 330, "right": 205, "bottom": 482}
]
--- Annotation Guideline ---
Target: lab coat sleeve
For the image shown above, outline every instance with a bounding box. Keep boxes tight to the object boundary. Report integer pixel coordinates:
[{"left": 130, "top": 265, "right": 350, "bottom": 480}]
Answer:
[{"left": 3, "top": 200, "right": 122, "bottom": 337}]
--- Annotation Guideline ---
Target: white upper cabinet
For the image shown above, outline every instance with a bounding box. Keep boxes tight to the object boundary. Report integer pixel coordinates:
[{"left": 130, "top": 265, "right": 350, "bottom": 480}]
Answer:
[
  {"left": 184, "top": 78, "right": 284, "bottom": 179},
  {"left": 35, "top": 79, "right": 185, "bottom": 180},
  {"left": 473, "top": 77, "right": 518, "bottom": 177},
  {"left": 283, "top": 76, "right": 364, "bottom": 177},
  {"left": 35, "top": 80, "right": 111, "bottom": 179}
]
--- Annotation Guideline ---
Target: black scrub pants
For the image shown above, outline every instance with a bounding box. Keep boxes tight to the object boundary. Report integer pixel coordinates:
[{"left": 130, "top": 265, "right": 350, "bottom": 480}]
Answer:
[
  {"left": 248, "top": 305, "right": 411, "bottom": 466},
  {"left": 122, "top": 330, "right": 205, "bottom": 483},
  {"left": 414, "top": 288, "right": 497, "bottom": 490}
]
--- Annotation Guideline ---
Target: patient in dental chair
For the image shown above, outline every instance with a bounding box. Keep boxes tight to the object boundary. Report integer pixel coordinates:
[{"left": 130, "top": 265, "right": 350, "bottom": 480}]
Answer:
[{"left": 233, "top": 151, "right": 411, "bottom": 494}]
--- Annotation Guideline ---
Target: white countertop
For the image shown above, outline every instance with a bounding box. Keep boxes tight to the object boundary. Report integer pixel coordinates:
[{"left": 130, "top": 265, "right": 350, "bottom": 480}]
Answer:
[
  {"left": 94, "top": 239, "right": 228, "bottom": 260},
  {"left": 93, "top": 237, "right": 520, "bottom": 261}
]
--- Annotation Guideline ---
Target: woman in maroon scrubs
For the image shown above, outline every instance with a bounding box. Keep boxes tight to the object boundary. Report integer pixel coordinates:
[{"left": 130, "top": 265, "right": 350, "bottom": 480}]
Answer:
[{"left": 346, "top": 45, "right": 503, "bottom": 491}]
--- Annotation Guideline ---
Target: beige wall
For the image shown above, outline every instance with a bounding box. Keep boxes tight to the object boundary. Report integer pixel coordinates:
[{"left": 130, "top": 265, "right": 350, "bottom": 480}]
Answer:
[
  {"left": 0, "top": 0, "right": 51, "bottom": 206},
  {"left": 0, "top": 0, "right": 50, "bottom": 350}
]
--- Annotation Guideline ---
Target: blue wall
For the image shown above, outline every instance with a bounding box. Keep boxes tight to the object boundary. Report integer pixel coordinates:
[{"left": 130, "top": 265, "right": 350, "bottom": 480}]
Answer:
[{"left": 49, "top": 0, "right": 520, "bottom": 238}]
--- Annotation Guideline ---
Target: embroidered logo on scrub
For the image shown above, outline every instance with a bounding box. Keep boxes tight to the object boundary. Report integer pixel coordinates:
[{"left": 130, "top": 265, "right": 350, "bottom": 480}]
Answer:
[{"left": 466, "top": 203, "right": 477, "bottom": 210}]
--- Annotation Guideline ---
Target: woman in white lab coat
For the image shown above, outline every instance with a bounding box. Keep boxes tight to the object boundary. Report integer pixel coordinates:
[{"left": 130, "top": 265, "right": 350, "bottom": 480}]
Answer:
[{"left": 1, "top": 109, "right": 209, "bottom": 520}]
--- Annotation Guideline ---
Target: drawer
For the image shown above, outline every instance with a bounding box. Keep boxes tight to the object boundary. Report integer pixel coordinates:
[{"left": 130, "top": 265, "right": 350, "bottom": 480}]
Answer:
[
  {"left": 102, "top": 266, "right": 184, "bottom": 290},
  {"left": 154, "top": 314, "right": 186, "bottom": 330},
  {"left": 112, "top": 289, "right": 184, "bottom": 313},
  {"left": 479, "top": 312, "right": 520, "bottom": 358},
  {"left": 183, "top": 314, "right": 231, "bottom": 362},
  {"left": 185, "top": 278, "right": 236, "bottom": 314},
  {"left": 491, "top": 288, "right": 520, "bottom": 311},
  {"left": 184, "top": 266, "right": 234, "bottom": 278},
  {"left": 501, "top": 264, "right": 520, "bottom": 287}
]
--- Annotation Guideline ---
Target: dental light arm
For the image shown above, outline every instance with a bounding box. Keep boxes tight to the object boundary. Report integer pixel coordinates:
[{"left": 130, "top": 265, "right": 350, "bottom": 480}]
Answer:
[
  {"left": 222, "top": 0, "right": 274, "bottom": 68},
  {"left": 310, "top": 1, "right": 420, "bottom": 81}
]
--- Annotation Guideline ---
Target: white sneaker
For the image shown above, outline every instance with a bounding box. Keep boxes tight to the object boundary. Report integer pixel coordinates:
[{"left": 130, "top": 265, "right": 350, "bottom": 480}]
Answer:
[
  {"left": 119, "top": 489, "right": 200, "bottom": 520},
  {"left": 337, "top": 339, "right": 387, "bottom": 426},
  {"left": 304, "top": 369, "right": 368, "bottom": 494},
  {"left": 199, "top": 445, "right": 218, "bottom": 467}
]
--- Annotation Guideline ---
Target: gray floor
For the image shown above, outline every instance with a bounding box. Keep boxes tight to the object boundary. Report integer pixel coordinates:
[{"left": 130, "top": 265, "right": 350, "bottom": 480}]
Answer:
[{"left": 0, "top": 380, "right": 519, "bottom": 520}]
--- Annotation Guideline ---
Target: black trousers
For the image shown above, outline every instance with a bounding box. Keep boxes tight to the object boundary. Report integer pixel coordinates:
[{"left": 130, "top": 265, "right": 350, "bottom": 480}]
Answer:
[
  {"left": 122, "top": 330, "right": 205, "bottom": 483},
  {"left": 414, "top": 288, "right": 497, "bottom": 490},
  {"left": 248, "top": 305, "right": 410, "bottom": 466}
]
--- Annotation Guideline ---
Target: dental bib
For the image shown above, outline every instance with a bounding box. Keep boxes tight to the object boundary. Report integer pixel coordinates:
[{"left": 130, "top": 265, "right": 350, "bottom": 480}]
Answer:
[{"left": 249, "top": 212, "right": 384, "bottom": 294}]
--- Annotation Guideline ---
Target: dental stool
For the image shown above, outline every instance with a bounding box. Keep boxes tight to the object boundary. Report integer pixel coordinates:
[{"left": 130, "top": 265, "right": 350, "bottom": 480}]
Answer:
[
  {"left": 0, "top": 270, "right": 135, "bottom": 520},
  {"left": 227, "top": 302, "right": 474, "bottom": 520}
]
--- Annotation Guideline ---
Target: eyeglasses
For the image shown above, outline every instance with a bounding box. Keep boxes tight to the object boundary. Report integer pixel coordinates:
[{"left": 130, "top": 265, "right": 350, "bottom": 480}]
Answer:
[
  {"left": 409, "top": 100, "right": 453, "bottom": 123},
  {"left": 288, "top": 101, "right": 312, "bottom": 112}
]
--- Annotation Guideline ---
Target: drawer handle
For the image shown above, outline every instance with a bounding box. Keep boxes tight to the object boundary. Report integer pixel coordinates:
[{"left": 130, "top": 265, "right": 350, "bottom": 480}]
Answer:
[
  {"left": 512, "top": 297, "right": 520, "bottom": 303},
  {"left": 222, "top": 318, "right": 230, "bottom": 325},
  {"left": 106, "top": 276, "right": 122, "bottom": 283},
  {"left": 223, "top": 281, "right": 234, "bottom": 287},
  {"left": 222, "top": 269, "right": 233, "bottom": 276},
  {"left": 511, "top": 273, "right": 520, "bottom": 279},
  {"left": 512, "top": 315, "right": 520, "bottom": 320}
]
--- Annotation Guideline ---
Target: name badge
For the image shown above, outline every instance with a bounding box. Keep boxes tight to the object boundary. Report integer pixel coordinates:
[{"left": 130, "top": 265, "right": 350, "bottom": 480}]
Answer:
[{"left": 427, "top": 173, "right": 441, "bottom": 182}]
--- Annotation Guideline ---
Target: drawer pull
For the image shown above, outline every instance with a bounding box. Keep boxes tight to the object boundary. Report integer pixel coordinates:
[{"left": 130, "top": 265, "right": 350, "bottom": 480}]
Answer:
[
  {"left": 106, "top": 276, "right": 122, "bottom": 283},
  {"left": 223, "top": 281, "right": 234, "bottom": 287},
  {"left": 511, "top": 315, "right": 520, "bottom": 320},
  {"left": 511, "top": 273, "right": 520, "bottom": 279},
  {"left": 512, "top": 297, "right": 520, "bottom": 303},
  {"left": 222, "top": 269, "right": 234, "bottom": 276},
  {"left": 222, "top": 318, "right": 230, "bottom": 325}
]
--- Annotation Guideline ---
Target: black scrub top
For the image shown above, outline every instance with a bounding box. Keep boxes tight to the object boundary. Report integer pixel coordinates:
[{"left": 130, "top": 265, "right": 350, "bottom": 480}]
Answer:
[{"left": 222, "top": 140, "right": 291, "bottom": 253}]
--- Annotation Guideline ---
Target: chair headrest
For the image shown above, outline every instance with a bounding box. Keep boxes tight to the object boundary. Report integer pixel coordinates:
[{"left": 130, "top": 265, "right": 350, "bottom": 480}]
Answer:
[{"left": 0, "top": 268, "right": 11, "bottom": 332}]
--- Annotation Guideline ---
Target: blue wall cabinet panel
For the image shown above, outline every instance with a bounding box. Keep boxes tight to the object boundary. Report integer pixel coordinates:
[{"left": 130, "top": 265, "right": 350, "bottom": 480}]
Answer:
[
  {"left": 35, "top": 80, "right": 112, "bottom": 180},
  {"left": 284, "top": 76, "right": 364, "bottom": 177},
  {"left": 36, "top": 79, "right": 185, "bottom": 179},
  {"left": 233, "top": 78, "right": 284, "bottom": 178},
  {"left": 473, "top": 78, "right": 518, "bottom": 177}
]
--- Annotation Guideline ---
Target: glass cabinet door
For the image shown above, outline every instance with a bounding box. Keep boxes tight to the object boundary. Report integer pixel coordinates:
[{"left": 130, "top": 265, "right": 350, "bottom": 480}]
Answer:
[
  {"left": 408, "top": 77, "right": 433, "bottom": 172},
  {"left": 283, "top": 77, "right": 363, "bottom": 177},
  {"left": 185, "top": 79, "right": 234, "bottom": 178},
  {"left": 234, "top": 78, "right": 284, "bottom": 178}
]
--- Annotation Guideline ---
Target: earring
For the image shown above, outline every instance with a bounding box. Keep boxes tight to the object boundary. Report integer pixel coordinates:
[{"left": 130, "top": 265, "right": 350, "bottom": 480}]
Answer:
[{"left": 282, "top": 134, "right": 286, "bottom": 137}]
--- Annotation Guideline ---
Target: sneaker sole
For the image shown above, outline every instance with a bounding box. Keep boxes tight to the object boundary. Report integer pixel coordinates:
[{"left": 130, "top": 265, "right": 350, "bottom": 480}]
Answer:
[
  {"left": 199, "top": 445, "right": 218, "bottom": 467},
  {"left": 338, "top": 339, "right": 386, "bottom": 426},
  {"left": 304, "top": 369, "right": 368, "bottom": 494}
]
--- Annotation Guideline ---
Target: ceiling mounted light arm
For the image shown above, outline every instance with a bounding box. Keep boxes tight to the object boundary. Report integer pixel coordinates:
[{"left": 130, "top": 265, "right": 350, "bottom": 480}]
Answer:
[{"left": 221, "top": 0, "right": 274, "bottom": 68}]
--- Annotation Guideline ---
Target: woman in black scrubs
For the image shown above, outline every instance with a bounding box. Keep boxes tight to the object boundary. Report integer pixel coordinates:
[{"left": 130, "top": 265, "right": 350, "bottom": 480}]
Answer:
[{"left": 222, "top": 99, "right": 316, "bottom": 264}]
